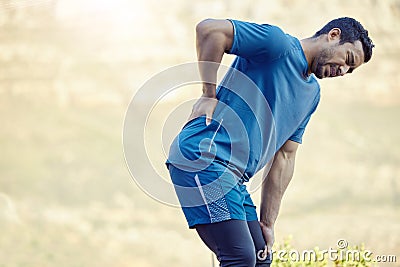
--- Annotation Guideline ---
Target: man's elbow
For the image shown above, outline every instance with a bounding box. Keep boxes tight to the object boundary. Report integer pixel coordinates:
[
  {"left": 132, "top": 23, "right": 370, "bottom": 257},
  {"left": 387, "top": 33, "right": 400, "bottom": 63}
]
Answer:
[{"left": 196, "top": 19, "right": 217, "bottom": 40}]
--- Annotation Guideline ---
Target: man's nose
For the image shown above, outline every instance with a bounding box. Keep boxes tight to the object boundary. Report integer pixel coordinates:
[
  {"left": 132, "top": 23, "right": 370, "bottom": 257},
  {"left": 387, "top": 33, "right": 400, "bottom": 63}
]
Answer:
[{"left": 340, "top": 65, "right": 350, "bottom": 75}]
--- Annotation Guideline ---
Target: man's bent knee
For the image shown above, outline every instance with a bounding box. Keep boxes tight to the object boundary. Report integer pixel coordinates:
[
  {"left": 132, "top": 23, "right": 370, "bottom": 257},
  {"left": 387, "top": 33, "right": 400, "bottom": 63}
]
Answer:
[{"left": 220, "top": 247, "right": 256, "bottom": 267}]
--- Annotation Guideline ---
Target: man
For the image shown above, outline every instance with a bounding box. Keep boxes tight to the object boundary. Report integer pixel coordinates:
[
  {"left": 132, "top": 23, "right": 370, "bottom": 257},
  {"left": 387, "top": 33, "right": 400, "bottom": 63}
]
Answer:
[{"left": 166, "top": 17, "right": 374, "bottom": 266}]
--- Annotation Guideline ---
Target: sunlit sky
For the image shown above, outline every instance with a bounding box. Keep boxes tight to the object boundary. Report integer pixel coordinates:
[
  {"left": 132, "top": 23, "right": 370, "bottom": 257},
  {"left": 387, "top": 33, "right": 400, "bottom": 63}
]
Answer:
[{"left": 55, "top": 0, "right": 149, "bottom": 26}]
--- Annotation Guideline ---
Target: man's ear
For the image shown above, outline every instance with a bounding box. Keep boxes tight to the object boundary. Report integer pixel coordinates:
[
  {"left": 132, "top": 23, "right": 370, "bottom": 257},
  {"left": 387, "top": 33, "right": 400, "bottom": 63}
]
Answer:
[{"left": 328, "top": 28, "right": 341, "bottom": 42}]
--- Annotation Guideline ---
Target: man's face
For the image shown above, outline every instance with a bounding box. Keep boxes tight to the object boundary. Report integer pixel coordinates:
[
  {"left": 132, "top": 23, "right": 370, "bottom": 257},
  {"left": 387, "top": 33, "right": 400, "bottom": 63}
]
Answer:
[{"left": 312, "top": 39, "right": 365, "bottom": 79}]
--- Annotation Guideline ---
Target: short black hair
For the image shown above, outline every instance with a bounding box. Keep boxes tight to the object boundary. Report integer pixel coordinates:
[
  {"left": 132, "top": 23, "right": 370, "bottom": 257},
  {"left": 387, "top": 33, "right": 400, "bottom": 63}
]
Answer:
[{"left": 314, "top": 17, "right": 374, "bottom": 63}]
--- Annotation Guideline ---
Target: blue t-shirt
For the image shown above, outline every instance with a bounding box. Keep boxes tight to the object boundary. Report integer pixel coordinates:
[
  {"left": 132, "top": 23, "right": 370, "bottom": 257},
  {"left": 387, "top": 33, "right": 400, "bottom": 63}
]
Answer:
[{"left": 167, "top": 19, "right": 320, "bottom": 181}]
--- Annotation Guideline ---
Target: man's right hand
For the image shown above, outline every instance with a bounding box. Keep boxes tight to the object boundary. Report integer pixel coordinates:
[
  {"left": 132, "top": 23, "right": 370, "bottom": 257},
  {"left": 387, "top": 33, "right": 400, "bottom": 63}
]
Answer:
[{"left": 188, "top": 95, "right": 218, "bottom": 125}]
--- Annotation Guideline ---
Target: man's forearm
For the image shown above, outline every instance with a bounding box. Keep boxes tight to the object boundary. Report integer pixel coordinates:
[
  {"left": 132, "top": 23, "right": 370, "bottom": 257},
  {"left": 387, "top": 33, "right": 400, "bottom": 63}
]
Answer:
[{"left": 260, "top": 148, "right": 296, "bottom": 227}]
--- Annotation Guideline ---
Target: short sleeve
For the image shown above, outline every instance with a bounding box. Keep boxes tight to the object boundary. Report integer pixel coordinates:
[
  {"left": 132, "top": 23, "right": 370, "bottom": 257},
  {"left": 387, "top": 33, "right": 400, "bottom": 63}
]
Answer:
[
  {"left": 227, "top": 19, "right": 291, "bottom": 62},
  {"left": 289, "top": 94, "right": 320, "bottom": 144},
  {"left": 289, "top": 116, "right": 311, "bottom": 144}
]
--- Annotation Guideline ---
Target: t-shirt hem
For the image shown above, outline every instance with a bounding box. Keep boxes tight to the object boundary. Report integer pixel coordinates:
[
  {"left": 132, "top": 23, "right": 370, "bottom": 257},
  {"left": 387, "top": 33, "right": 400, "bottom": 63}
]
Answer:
[{"left": 288, "top": 137, "right": 302, "bottom": 144}]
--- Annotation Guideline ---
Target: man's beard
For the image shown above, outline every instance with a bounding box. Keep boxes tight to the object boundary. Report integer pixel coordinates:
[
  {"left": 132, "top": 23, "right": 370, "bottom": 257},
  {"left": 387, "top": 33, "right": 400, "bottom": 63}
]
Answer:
[
  {"left": 313, "top": 47, "right": 335, "bottom": 79},
  {"left": 315, "top": 64, "right": 325, "bottom": 79}
]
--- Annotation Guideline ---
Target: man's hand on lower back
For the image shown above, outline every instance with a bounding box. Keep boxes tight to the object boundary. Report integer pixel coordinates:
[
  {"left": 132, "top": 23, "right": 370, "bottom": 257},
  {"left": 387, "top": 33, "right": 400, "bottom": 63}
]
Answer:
[{"left": 188, "top": 95, "right": 218, "bottom": 125}]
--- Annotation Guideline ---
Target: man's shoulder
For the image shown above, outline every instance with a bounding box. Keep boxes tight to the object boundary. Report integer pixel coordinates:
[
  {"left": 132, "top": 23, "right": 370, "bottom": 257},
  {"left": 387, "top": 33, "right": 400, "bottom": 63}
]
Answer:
[{"left": 230, "top": 19, "right": 287, "bottom": 37}]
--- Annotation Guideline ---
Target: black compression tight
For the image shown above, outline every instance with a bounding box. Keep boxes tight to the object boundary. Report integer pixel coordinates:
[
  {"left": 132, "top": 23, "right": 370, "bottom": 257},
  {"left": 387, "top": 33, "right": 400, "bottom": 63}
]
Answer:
[{"left": 195, "top": 219, "right": 272, "bottom": 267}]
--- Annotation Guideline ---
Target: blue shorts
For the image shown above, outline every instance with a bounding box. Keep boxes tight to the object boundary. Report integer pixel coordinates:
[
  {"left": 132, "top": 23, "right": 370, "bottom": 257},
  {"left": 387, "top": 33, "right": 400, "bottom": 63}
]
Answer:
[{"left": 168, "top": 164, "right": 259, "bottom": 228}]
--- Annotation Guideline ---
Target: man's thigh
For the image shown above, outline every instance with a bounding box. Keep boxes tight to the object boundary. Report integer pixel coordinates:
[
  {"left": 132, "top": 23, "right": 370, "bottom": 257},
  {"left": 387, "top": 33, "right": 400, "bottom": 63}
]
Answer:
[
  {"left": 196, "top": 219, "right": 256, "bottom": 266},
  {"left": 195, "top": 219, "right": 271, "bottom": 266}
]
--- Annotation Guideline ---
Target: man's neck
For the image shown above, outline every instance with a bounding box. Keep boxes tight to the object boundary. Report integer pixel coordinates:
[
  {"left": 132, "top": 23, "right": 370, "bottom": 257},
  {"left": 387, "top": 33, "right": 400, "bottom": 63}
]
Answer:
[{"left": 299, "top": 37, "right": 320, "bottom": 75}]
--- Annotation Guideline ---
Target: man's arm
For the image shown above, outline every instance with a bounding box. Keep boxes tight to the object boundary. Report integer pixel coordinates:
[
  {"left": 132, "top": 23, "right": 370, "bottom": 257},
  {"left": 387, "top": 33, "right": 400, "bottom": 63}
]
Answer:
[
  {"left": 259, "top": 140, "right": 299, "bottom": 253},
  {"left": 189, "top": 19, "right": 233, "bottom": 124},
  {"left": 196, "top": 19, "right": 233, "bottom": 97}
]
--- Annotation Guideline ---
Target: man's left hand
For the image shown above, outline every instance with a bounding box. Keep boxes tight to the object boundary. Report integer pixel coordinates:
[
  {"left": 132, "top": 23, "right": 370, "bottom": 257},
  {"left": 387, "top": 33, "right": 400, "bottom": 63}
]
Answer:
[{"left": 259, "top": 221, "right": 275, "bottom": 256}]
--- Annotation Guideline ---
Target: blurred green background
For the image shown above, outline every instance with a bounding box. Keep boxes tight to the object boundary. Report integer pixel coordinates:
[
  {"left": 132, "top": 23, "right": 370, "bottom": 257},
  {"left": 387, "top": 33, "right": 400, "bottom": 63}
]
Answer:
[{"left": 0, "top": 0, "right": 399, "bottom": 266}]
